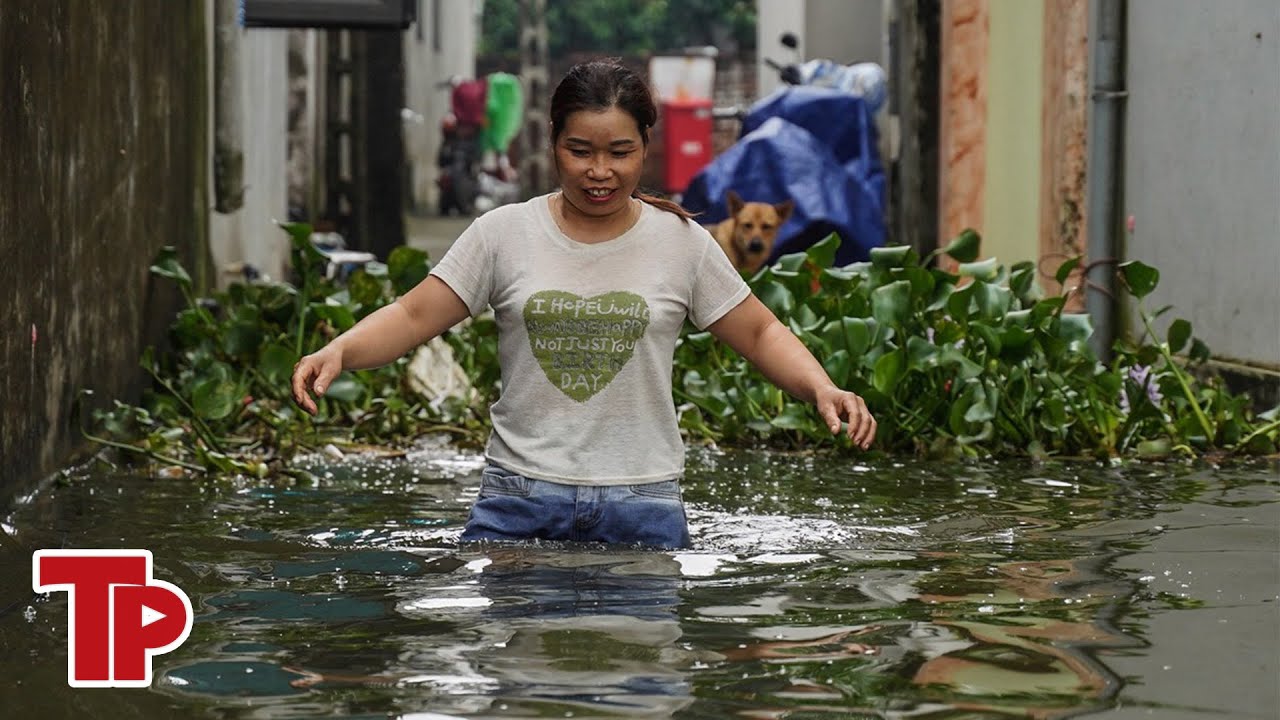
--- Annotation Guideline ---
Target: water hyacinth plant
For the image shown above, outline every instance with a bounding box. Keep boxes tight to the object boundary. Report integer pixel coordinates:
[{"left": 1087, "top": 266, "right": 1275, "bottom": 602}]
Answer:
[
  {"left": 89, "top": 223, "right": 499, "bottom": 477},
  {"left": 673, "top": 232, "right": 1277, "bottom": 459},
  {"left": 91, "top": 227, "right": 1276, "bottom": 474}
]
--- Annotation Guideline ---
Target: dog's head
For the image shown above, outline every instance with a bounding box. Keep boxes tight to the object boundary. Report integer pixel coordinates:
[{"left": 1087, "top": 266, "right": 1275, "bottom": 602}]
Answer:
[{"left": 725, "top": 190, "right": 794, "bottom": 270}]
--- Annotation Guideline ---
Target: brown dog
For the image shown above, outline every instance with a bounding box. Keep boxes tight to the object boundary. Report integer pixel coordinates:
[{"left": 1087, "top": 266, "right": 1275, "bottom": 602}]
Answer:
[{"left": 707, "top": 190, "right": 795, "bottom": 274}]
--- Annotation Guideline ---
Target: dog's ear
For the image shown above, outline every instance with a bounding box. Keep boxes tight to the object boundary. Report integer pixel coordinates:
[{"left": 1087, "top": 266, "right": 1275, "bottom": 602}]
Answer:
[
  {"left": 726, "top": 189, "right": 744, "bottom": 216},
  {"left": 774, "top": 199, "right": 795, "bottom": 224}
]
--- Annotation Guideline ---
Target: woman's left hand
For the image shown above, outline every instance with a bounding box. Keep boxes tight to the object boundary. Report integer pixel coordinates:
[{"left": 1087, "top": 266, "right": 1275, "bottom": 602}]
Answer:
[{"left": 815, "top": 386, "right": 877, "bottom": 450}]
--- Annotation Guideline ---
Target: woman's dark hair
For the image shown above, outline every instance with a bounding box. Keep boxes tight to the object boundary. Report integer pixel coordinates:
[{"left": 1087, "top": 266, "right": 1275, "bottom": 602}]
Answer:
[{"left": 550, "top": 59, "right": 695, "bottom": 222}]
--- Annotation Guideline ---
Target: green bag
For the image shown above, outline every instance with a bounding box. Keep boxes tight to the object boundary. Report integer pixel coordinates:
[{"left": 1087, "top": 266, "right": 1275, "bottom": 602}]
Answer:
[{"left": 481, "top": 72, "right": 524, "bottom": 154}]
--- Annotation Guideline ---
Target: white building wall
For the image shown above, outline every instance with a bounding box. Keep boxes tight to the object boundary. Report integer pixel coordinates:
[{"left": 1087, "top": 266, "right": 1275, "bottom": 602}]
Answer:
[
  {"left": 1123, "top": 0, "right": 1280, "bottom": 367},
  {"left": 404, "top": 0, "right": 481, "bottom": 214},
  {"left": 756, "top": 0, "right": 807, "bottom": 99},
  {"left": 207, "top": 5, "right": 290, "bottom": 284},
  {"left": 756, "top": 0, "right": 885, "bottom": 98}
]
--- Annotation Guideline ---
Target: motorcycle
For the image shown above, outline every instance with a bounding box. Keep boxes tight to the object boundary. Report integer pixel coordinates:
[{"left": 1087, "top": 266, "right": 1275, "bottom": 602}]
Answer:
[
  {"left": 436, "top": 77, "right": 487, "bottom": 216},
  {"left": 436, "top": 74, "right": 524, "bottom": 216},
  {"left": 683, "top": 34, "right": 889, "bottom": 267}
]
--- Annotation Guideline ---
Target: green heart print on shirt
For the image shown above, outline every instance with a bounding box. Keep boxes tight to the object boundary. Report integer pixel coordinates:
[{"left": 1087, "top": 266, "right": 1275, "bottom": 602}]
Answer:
[{"left": 523, "top": 290, "right": 651, "bottom": 402}]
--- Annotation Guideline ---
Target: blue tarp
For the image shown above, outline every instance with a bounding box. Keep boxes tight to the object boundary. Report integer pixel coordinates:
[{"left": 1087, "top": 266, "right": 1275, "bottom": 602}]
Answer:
[{"left": 682, "top": 86, "right": 886, "bottom": 265}]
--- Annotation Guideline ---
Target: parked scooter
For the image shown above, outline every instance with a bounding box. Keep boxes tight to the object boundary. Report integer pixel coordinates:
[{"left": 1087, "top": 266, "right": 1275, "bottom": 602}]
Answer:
[
  {"left": 436, "top": 76, "right": 487, "bottom": 216},
  {"left": 764, "top": 32, "right": 887, "bottom": 111},
  {"left": 435, "top": 74, "right": 525, "bottom": 216}
]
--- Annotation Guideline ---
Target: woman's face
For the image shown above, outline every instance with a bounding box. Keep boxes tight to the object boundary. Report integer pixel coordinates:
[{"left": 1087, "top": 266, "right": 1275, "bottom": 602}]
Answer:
[{"left": 553, "top": 106, "right": 647, "bottom": 220}]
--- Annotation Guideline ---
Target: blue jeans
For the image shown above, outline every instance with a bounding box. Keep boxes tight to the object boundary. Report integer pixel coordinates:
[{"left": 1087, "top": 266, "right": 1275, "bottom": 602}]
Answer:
[{"left": 460, "top": 465, "right": 691, "bottom": 549}]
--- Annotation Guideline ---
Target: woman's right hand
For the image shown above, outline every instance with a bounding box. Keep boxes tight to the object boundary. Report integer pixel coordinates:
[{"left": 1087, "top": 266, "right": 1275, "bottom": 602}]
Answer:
[{"left": 291, "top": 345, "right": 344, "bottom": 416}]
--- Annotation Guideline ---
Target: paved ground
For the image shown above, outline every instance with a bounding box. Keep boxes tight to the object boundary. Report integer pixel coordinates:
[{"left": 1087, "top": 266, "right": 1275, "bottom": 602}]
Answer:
[{"left": 404, "top": 212, "right": 473, "bottom": 263}]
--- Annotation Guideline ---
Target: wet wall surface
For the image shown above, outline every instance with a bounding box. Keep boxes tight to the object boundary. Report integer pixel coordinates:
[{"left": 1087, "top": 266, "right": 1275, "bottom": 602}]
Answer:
[{"left": 0, "top": 1, "right": 207, "bottom": 489}]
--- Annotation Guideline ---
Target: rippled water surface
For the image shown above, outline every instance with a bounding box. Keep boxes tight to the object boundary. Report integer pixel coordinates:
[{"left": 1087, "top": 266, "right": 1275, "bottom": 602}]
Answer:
[{"left": 1, "top": 444, "right": 1276, "bottom": 719}]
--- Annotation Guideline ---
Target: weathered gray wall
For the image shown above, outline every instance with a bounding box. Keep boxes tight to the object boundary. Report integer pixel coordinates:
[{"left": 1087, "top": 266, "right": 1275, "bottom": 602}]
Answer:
[
  {"left": 209, "top": 8, "right": 290, "bottom": 285},
  {"left": 0, "top": 2, "right": 208, "bottom": 490},
  {"left": 1124, "top": 0, "right": 1280, "bottom": 368}
]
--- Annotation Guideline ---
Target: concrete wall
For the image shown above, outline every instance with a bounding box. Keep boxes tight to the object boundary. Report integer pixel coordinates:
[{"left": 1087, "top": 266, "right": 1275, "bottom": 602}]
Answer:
[
  {"left": 937, "top": 0, "right": 988, "bottom": 258},
  {"left": 404, "top": 0, "right": 480, "bottom": 214},
  {"left": 1038, "top": 0, "right": 1089, "bottom": 305},
  {"left": 1124, "top": 0, "right": 1280, "bottom": 368},
  {"left": 981, "top": 0, "right": 1043, "bottom": 268},
  {"left": 0, "top": 2, "right": 207, "bottom": 489},
  {"left": 209, "top": 11, "right": 291, "bottom": 284}
]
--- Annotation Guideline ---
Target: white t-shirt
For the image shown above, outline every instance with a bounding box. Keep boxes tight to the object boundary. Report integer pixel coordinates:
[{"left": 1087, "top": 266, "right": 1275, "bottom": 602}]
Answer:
[{"left": 428, "top": 193, "right": 750, "bottom": 485}]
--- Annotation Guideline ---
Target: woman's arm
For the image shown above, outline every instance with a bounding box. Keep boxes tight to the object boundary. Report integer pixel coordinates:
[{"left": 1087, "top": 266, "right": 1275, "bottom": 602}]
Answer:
[
  {"left": 290, "top": 275, "right": 471, "bottom": 414},
  {"left": 706, "top": 295, "right": 877, "bottom": 449}
]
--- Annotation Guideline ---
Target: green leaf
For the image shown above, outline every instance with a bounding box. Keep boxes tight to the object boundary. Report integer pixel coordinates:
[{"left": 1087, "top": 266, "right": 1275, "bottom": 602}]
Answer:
[
  {"left": 222, "top": 321, "right": 262, "bottom": 358},
  {"left": 388, "top": 245, "right": 431, "bottom": 293},
  {"left": 940, "top": 228, "right": 981, "bottom": 263},
  {"left": 971, "top": 323, "right": 1002, "bottom": 356},
  {"left": 347, "top": 270, "right": 385, "bottom": 309},
  {"left": 963, "top": 383, "right": 996, "bottom": 423},
  {"left": 958, "top": 258, "right": 999, "bottom": 281},
  {"left": 1004, "top": 309, "right": 1033, "bottom": 328},
  {"left": 871, "top": 280, "right": 912, "bottom": 328},
  {"left": 258, "top": 283, "right": 297, "bottom": 320},
  {"left": 926, "top": 280, "right": 958, "bottom": 312},
  {"left": 1189, "top": 338, "right": 1212, "bottom": 364},
  {"left": 1167, "top": 318, "right": 1192, "bottom": 353},
  {"left": 282, "top": 222, "right": 326, "bottom": 264},
  {"left": 998, "top": 325, "right": 1034, "bottom": 357},
  {"left": 805, "top": 233, "right": 841, "bottom": 269},
  {"left": 682, "top": 331, "right": 714, "bottom": 350},
  {"left": 1031, "top": 296, "right": 1067, "bottom": 327},
  {"left": 259, "top": 343, "right": 297, "bottom": 386},
  {"left": 324, "top": 377, "right": 364, "bottom": 404},
  {"left": 770, "top": 404, "right": 812, "bottom": 430},
  {"left": 906, "top": 336, "right": 939, "bottom": 371},
  {"left": 1136, "top": 438, "right": 1172, "bottom": 459},
  {"left": 150, "top": 246, "right": 193, "bottom": 289},
  {"left": 1009, "top": 261, "right": 1036, "bottom": 301},
  {"left": 938, "top": 345, "right": 983, "bottom": 380},
  {"left": 793, "top": 303, "right": 821, "bottom": 331},
  {"left": 956, "top": 421, "right": 994, "bottom": 446},
  {"left": 1120, "top": 260, "right": 1160, "bottom": 298},
  {"left": 1057, "top": 313, "right": 1094, "bottom": 352},
  {"left": 823, "top": 317, "right": 872, "bottom": 358},
  {"left": 822, "top": 350, "right": 853, "bottom": 387},
  {"left": 869, "top": 245, "right": 913, "bottom": 269},
  {"left": 774, "top": 252, "right": 807, "bottom": 273},
  {"left": 755, "top": 280, "right": 795, "bottom": 318},
  {"left": 1039, "top": 394, "right": 1075, "bottom": 433},
  {"left": 311, "top": 302, "right": 357, "bottom": 332},
  {"left": 872, "top": 349, "right": 905, "bottom": 394},
  {"left": 1055, "top": 256, "right": 1081, "bottom": 285},
  {"left": 947, "top": 284, "right": 975, "bottom": 322},
  {"left": 901, "top": 265, "right": 936, "bottom": 299},
  {"left": 192, "top": 377, "right": 238, "bottom": 420},
  {"left": 974, "top": 282, "right": 1013, "bottom": 320}
]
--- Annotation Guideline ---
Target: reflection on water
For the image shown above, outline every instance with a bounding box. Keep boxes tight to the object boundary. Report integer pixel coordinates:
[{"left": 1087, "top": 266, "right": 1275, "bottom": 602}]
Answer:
[{"left": 0, "top": 446, "right": 1276, "bottom": 719}]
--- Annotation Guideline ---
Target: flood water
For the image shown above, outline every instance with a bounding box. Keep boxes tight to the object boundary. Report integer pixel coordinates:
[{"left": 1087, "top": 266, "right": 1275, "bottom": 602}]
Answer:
[{"left": 1, "top": 443, "right": 1276, "bottom": 719}]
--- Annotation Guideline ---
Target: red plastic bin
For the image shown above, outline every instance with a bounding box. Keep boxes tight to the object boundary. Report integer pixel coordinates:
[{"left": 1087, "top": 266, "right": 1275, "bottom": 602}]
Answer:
[{"left": 661, "top": 98, "right": 713, "bottom": 194}]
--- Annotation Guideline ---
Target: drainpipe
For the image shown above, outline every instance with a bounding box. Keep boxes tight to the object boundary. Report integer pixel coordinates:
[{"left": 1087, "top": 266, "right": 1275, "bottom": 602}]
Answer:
[
  {"left": 1085, "top": 0, "right": 1126, "bottom": 359},
  {"left": 213, "top": 0, "right": 245, "bottom": 213}
]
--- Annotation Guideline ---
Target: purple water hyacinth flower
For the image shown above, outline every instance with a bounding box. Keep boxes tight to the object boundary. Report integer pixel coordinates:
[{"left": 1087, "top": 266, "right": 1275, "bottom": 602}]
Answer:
[{"left": 1120, "top": 364, "right": 1163, "bottom": 414}]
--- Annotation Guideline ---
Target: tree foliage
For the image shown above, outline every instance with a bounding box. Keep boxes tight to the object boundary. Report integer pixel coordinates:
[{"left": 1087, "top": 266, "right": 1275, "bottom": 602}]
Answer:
[{"left": 480, "top": 0, "right": 756, "bottom": 61}]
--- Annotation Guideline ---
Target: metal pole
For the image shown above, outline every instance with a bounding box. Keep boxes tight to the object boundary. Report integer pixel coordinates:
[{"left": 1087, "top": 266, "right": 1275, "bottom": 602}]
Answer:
[{"left": 1085, "top": 0, "right": 1127, "bottom": 359}]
